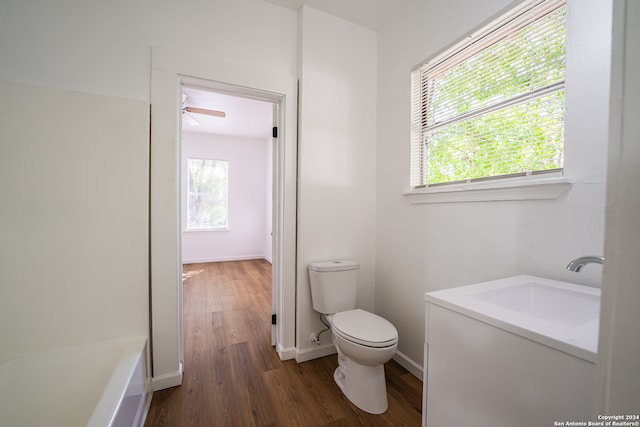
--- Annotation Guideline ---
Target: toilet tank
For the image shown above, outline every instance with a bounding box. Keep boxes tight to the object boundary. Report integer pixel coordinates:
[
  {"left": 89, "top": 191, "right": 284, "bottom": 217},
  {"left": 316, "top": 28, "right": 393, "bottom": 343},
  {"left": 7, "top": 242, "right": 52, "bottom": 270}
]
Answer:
[{"left": 308, "top": 260, "right": 359, "bottom": 314}]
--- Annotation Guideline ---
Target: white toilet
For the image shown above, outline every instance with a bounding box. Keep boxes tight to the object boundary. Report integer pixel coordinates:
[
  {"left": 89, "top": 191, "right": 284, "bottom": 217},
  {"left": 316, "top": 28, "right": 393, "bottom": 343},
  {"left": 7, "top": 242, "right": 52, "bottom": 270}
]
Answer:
[{"left": 308, "top": 260, "right": 398, "bottom": 414}]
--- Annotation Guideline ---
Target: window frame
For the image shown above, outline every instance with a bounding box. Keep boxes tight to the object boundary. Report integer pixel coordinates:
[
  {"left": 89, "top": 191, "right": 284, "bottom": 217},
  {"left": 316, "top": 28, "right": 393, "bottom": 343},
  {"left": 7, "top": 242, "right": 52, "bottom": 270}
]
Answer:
[{"left": 407, "top": 0, "right": 572, "bottom": 203}]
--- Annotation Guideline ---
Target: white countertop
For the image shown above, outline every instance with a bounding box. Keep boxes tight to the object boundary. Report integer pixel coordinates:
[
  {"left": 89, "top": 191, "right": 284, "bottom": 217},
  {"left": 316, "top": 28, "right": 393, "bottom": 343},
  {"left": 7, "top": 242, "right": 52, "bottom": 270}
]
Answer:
[{"left": 425, "top": 275, "right": 600, "bottom": 363}]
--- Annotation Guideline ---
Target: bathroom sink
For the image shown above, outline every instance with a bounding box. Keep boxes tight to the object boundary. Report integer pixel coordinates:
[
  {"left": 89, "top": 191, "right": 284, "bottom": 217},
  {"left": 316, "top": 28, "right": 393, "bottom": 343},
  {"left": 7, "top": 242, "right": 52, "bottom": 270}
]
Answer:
[
  {"left": 423, "top": 275, "right": 600, "bottom": 426},
  {"left": 425, "top": 275, "right": 601, "bottom": 362},
  {"left": 470, "top": 281, "right": 599, "bottom": 326}
]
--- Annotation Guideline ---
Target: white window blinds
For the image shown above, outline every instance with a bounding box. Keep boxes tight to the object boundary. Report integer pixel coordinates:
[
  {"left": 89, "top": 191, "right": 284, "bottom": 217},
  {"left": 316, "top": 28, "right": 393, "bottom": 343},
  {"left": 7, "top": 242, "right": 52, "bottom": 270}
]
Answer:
[{"left": 410, "top": 0, "right": 567, "bottom": 188}]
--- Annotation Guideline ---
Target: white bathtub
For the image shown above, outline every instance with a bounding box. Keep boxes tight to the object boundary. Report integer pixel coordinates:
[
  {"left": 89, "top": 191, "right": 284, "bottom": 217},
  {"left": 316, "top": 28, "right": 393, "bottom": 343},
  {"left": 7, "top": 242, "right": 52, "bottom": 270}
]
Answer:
[{"left": 0, "top": 337, "right": 150, "bottom": 427}]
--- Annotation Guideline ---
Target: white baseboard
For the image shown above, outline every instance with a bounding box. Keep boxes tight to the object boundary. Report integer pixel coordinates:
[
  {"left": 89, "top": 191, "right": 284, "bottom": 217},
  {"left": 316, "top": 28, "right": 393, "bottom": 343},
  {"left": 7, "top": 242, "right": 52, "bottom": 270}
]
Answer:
[
  {"left": 276, "top": 343, "right": 297, "bottom": 361},
  {"left": 182, "top": 255, "right": 268, "bottom": 264},
  {"left": 392, "top": 350, "right": 423, "bottom": 379},
  {"left": 295, "top": 344, "right": 337, "bottom": 363},
  {"left": 151, "top": 369, "right": 183, "bottom": 391},
  {"left": 292, "top": 345, "right": 422, "bottom": 380}
]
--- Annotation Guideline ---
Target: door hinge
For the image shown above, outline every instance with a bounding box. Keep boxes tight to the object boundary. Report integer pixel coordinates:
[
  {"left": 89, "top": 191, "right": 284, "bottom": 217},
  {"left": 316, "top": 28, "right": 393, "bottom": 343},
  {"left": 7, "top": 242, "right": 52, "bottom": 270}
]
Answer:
[
  {"left": 271, "top": 314, "right": 277, "bottom": 325},
  {"left": 272, "top": 127, "right": 278, "bottom": 138}
]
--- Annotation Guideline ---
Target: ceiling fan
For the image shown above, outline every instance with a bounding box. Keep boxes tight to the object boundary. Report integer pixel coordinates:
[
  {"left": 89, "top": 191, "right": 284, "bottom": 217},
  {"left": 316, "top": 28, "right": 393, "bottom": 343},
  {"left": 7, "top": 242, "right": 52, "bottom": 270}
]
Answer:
[{"left": 182, "top": 93, "right": 226, "bottom": 126}]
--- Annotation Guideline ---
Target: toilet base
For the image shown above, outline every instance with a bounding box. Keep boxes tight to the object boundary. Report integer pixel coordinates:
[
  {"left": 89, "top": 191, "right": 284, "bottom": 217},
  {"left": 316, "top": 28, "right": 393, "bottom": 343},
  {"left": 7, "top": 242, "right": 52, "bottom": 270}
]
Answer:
[{"left": 333, "top": 354, "right": 389, "bottom": 414}]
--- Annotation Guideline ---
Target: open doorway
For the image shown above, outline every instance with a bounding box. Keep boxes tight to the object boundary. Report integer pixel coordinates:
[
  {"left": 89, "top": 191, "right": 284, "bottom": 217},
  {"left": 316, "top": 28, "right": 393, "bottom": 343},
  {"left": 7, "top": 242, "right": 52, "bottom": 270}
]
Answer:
[
  {"left": 179, "top": 84, "right": 276, "bottom": 357},
  {"left": 179, "top": 81, "right": 278, "bottom": 355}
]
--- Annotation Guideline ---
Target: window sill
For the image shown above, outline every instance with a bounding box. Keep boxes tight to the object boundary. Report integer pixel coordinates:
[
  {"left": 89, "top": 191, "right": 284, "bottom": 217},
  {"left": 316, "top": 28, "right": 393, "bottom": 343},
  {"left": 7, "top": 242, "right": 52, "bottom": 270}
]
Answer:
[
  {"left": 183, "top": 227, "right": 230, "bottom": 233},
  {"left": 403, "top": 176, "right": 573, "bottom": 204}
]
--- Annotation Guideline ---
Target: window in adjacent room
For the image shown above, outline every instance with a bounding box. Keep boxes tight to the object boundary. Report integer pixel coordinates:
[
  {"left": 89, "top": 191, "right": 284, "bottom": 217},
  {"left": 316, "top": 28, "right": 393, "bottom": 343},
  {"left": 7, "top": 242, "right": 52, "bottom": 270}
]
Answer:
[
  {"left": 410, "top": 0, "right": 567, "bottom": 189},
  {"left": 187, "top": 158, "right": 229, "bottom": 230}
]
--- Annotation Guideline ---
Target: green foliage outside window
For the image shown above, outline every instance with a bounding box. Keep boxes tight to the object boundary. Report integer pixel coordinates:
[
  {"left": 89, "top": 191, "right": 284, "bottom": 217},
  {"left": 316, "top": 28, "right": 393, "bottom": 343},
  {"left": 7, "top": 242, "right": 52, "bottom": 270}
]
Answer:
[{"left": 421, "top": 4, "right": 566, "bottom": 185}]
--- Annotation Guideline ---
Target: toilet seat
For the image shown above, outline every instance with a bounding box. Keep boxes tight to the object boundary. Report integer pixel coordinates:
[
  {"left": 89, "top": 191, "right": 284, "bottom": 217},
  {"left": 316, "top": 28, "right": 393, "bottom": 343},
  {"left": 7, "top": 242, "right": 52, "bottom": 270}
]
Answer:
[{"left": 332, "top": 309, "right": 398, "bottom": 348}]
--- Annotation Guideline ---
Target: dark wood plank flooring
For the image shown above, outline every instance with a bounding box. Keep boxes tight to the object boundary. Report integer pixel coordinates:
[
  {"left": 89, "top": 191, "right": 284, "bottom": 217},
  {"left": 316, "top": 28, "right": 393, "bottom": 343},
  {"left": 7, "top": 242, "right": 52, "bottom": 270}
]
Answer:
[{"left": 145, "top": 259, "right": 422, "bottom": 426}]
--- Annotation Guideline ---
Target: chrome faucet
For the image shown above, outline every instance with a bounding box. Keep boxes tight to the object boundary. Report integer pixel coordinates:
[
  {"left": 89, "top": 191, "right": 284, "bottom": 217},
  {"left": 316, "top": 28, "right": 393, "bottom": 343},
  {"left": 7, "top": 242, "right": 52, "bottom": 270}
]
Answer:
[{"left": 566, "top": 256, "right": 604, "bottom": 272}]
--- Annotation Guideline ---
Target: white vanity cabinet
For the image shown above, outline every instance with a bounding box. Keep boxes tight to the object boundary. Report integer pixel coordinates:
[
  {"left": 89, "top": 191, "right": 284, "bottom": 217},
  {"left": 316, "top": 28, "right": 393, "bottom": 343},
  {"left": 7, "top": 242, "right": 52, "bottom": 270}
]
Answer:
[{"left": 422, "top": 276, "right": 599, "bottom": 427}]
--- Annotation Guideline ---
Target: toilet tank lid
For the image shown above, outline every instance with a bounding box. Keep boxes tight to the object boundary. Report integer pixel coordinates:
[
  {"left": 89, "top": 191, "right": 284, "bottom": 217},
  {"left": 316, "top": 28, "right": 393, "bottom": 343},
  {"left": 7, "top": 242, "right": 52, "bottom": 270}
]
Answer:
[{"left": 308, "top": 260, "right": 359, "bottom": 272}]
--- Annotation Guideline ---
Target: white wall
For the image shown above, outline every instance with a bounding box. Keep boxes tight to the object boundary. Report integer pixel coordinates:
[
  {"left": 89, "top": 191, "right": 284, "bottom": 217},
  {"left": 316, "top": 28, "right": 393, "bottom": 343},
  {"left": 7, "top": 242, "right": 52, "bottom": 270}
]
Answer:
[
  {"left": 181, "top": 132, "right": 271, "bottom": 264},
  {"left": 296, "top": 7, "right": 378, "bottom": 361},
  {"left": 376, "top": 0, "right": 612, "bottom": 367},
  {"left": 0, "top": 0, "right": 297, "bottom": 100},
  {"left": 0, "top": 80, "right": 149, "bottom": 357},
  {"left": 0, "top": 0, "right": 298, "bottom": 366}
]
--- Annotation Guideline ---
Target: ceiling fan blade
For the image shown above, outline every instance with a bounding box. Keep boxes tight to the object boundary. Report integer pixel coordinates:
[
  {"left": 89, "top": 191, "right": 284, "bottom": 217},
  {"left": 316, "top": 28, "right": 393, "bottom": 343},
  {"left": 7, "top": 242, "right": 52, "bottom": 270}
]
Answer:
[{"left": 184, "top": 106, "right": 226, "bottom": 118}]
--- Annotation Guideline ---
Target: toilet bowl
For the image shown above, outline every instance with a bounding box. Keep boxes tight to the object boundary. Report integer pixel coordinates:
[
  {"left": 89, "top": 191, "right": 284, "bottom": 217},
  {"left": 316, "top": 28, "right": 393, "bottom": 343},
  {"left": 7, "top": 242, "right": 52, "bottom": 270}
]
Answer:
[
  {"left": 308, "top": 260, "right": 399, "bottom": 414},
  {"left": 329, "top": 309, "right": 398, "bottom": 414}
]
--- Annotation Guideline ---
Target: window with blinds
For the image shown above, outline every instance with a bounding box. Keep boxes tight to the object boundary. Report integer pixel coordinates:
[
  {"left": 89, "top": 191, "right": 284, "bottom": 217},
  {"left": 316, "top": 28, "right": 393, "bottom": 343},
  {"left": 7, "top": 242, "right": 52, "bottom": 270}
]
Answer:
[{"left": 410, "top": 0, "right": 567, "bottom": 188}]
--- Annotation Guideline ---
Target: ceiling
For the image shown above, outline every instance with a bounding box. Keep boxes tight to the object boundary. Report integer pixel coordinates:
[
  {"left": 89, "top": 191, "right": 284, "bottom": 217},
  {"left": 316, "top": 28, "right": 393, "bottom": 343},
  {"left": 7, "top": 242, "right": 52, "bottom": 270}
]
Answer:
[
  {"left": 262, "top": 0, "right": 411, "bottom": 31},
  {"left": 181, "top": 86, "right": 273, "bottom": 139}
]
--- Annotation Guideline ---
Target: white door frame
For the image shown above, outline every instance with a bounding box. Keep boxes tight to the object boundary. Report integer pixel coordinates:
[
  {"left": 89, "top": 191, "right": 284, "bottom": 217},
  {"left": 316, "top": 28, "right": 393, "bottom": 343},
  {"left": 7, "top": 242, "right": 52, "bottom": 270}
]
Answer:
[
  {"left": 596, "top": 0, "right": 640, "bottom": 413},
  {"left": 149, "top": 47, "right": 298, "bottom": 390}
]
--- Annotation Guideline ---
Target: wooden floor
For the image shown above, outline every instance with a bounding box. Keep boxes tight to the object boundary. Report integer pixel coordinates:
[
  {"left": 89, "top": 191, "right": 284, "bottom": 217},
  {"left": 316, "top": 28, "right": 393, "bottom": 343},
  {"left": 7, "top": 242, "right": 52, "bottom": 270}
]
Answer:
[{"left": 145, "top": 260, "right": 422, "bottom": 427}]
